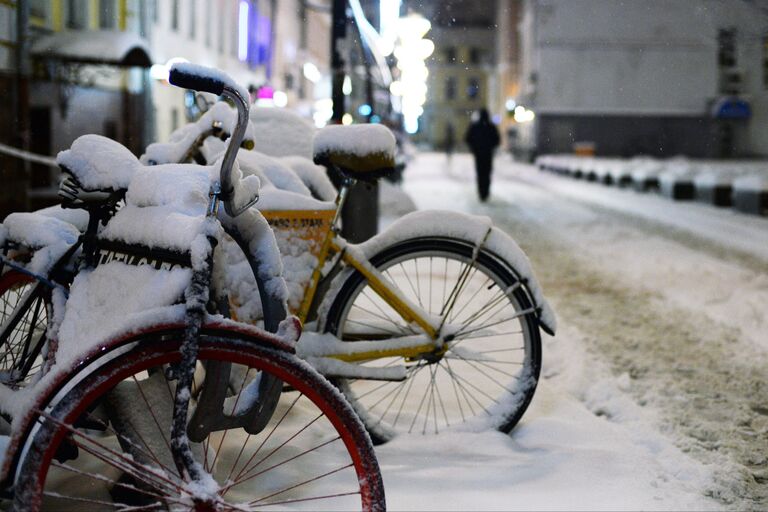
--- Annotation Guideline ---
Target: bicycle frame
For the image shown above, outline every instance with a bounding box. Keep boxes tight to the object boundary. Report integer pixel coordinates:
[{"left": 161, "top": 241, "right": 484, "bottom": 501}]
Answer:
[{"left": 295, "top": 175, "right": 444, "bottom": 364}]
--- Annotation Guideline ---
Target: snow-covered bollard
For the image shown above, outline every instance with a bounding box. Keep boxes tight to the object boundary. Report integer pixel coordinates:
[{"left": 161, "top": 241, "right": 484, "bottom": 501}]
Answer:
[
  {"left": 659, "top": 163, "right": 696, "bottom": 200},
  {"left": 631, "top": 160, "right": 663, "bottom": 192},
  {"left": 693, "top": 168, "right": 734, "bottom": 207},
  {"left": 732, "top": 173, "right": 768, "bottom": 216}
]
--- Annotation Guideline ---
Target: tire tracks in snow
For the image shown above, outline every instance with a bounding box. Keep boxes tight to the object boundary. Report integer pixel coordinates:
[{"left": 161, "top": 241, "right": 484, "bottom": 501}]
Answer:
[{"left": 477, "top": 186, "right": 768, "bottom": 510}]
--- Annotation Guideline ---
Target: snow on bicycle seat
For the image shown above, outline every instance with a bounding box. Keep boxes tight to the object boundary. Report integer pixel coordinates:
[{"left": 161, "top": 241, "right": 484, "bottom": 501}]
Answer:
[
  {"left": 313, "top": 124, "right": 396, "bottom": 179},
  {"left": 56, "top": 134, "right": 141, "bottom": 192}
]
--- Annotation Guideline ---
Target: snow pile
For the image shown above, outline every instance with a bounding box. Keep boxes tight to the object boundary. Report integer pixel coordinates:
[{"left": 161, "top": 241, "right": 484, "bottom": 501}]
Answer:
[
  {"left": 35, "top": 205, "right": 90, "bottom": 232},
  {"left": 733, "top": 173, "right": 768, "bottom": 192},
  {"left": 314, "top": 124, "right": 396, "bottom": 160},
  {"left": 2, "top": 212, "right": 80, "bottom": 273},
  {"left": 237, "top": 151, "right": 311, "bottom": 196},
  {"left": 141, "top": 102, "right": 256, "bottom": 165},
  {"left": 280, "top": 156, "right": 338, "bottom": 201},
  {"left": 100, "top": 163, "right": 215, "bottom": 250},
  {"left": 56, "top": 134, "right": 140, "bottom": 191},
  {"left": 55, "top": 263, "right": 191, "bottom": 368},
  {"left": 249, "top": 106, "right": 316, "bottom": 160}
]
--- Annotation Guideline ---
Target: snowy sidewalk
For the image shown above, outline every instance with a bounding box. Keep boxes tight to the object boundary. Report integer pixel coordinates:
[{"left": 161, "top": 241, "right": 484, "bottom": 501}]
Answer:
[{"left": 373, "top": 153, "right": 741, "bottom": 510}]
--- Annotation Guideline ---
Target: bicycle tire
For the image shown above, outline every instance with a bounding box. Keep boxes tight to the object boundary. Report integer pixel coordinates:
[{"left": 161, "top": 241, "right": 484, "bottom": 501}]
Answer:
[
  {"left": 324, "top": 237, "right": 542, "bottom": 444},
  {"left": 0, "top": 270, "right": 49, "bottom": 387},
  {"left": 13, "top": 336, "right": 385, "bottom": 511}
]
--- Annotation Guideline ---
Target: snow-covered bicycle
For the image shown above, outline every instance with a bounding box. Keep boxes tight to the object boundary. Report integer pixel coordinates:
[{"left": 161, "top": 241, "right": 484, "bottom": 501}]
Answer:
[
  {"left": 1, "top": 63, "right": 557, "bottom": 449},
  {"left": 138, "top": 98, "right": 559, "bottom": 444},
  {"left": 0, "top": 64, "right": 384, "bottom": 511}
]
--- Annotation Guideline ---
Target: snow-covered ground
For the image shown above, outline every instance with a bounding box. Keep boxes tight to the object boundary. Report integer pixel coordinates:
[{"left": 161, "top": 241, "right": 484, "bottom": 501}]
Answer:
[{"left": 376, "top": 152, "right": 768, "bottom": 510}]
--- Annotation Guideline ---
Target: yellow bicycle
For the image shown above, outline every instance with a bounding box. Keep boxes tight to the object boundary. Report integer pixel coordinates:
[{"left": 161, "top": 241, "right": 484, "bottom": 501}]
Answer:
[{"left": 263, "top": 125, "right": 557, "bottom": 444}]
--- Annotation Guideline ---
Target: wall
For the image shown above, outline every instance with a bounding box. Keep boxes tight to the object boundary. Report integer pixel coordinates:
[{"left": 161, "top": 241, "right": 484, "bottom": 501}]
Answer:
[
  {"left": 421, "top": 25, "right": 497, "bottom": 148},
  {"left": 520, "top": 0, "right": 768, "bottom": 157}
]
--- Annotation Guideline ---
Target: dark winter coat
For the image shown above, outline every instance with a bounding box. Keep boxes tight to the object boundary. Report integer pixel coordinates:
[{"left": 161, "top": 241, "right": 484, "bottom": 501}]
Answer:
[{"left": 465, "top": 111, "right": 500, "bottom": 156}]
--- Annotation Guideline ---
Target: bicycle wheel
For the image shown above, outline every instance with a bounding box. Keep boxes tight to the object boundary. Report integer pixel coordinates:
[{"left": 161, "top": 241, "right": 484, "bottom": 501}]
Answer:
[
  {"left": 14, "top": 337, "right": 385, "bottom": 511},
  {"left": 0, "top": 270, "right": 49, "bottom": 386},
  {"left": 324, "top": 237, "right": 542, "bottom": 444}
]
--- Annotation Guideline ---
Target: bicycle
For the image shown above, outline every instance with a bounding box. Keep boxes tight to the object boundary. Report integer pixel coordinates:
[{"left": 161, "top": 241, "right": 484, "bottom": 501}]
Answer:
[
  {"left": 148, "top": 107, "right": 559, "bottom": 445},
  {"left": 2, "top": 72, "right": 557, "bottom": 448},
  {"left": 0, "top": 63, "right": 385, "bottom": 510}
]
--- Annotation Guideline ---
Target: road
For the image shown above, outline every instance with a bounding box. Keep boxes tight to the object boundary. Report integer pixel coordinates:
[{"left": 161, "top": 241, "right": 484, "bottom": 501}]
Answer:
[{"left": 381, "top": 152, "right": 768, "bottom": 510}]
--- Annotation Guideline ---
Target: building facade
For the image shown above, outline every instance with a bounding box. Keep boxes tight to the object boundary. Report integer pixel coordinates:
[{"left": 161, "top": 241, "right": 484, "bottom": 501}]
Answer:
[
  {"left": 518, "top": 0, "right": 768, "bottom": 158},
  {"left": 404, "top": 0, "right": 499, "bottom": 150},
  {"left": 0, "top": 0, "right": 333, "bottom": 216}
]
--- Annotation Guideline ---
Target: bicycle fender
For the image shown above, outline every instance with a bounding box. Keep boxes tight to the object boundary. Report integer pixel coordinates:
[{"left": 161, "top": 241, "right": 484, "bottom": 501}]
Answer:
[{"left": 318, "top": 210, "right": 557, "bottom": 336}]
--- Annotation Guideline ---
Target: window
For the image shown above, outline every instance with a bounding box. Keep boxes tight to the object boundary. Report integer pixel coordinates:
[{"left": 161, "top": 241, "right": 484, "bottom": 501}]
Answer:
[
  {"left": 717, "top": 28, "right": 736, "bottom": 68},
  {"left": 467, "top": 78, "right": 480, "bottom": 100},
  {"left": 189, "top": 0, "right": 196, "bottom": 39},
  {"left": 67, "top": 0, "right": 88, "bottom": 29},
  {"left": 469, "top": 47, "right": 482, "bottom": 64},
  {"left": 285, "top": 73, "right": 295, "bottom": 91},
  {"left": 99, "top": 0, "right": 116, "bottom": 29},
  {"left": 171, "top": 107, "right": 179, "bottom": 133},
  {"left": 29, "top": 0, "right": 48, "bottom": 23},
  {"left": 445, "top": 47, "right": 456, "bottom": 64},
  {"left": 764, "top": 36, "right": 768, "bottom": 90},
  {"left": 445, "top": 77, "right": 456, "bottom": 100},
  {"left": 218, "top": 4, "right": 225, "bottom": 52},
  {"left": 171, "top": 0, "right": 179, "bottom": 31},
  {"left": 232, "top": 3, "right": 240, "bottom": 57}
]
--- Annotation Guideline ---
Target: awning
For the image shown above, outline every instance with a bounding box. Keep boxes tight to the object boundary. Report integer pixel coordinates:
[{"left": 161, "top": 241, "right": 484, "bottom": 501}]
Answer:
[{"left": 31, "top": 30, "right": 152, "bottom": 68}]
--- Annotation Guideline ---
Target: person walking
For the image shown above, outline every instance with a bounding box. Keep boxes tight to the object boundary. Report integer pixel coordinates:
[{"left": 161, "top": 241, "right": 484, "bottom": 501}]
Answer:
[
  {"left": 465, "top": 108, "right": 500, "bottom": 202},
  {"left": 444, "top": 123, "right": 455, "bottom": 161}
]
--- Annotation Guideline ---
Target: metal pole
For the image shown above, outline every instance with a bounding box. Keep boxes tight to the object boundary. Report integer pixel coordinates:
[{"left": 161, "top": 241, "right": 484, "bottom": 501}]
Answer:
[{"left": 331, "top": 0, "right": 347, "bottom": 123}]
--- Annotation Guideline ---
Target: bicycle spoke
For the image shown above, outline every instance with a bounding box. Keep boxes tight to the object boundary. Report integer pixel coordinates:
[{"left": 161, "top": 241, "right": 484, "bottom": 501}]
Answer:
[
  {"left": 248, "top": 462, "right": 354, "bottom": 506},
  {"left": 454, "top": 307, "right": 536, "bottom": 339}
]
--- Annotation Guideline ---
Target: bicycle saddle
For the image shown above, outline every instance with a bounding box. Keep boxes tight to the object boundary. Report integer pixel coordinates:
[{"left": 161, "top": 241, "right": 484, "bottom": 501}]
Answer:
[
  {"left": 313, "top": 124, "right": 396, "bottom": 180},
  {"left": 57, "top": 134, "right": 141, "bottom": 193}
]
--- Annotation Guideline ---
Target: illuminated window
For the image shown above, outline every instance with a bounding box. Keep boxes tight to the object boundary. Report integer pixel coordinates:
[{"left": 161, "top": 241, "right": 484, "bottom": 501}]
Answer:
[{"left": 467, "top": 78, "right": 480, "bottom": 99}]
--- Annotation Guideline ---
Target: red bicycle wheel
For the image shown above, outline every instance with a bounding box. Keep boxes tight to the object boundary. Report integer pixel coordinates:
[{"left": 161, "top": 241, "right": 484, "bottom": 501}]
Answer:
[{"left": 14, "top": 336, "right": 385, "bottom": 511}]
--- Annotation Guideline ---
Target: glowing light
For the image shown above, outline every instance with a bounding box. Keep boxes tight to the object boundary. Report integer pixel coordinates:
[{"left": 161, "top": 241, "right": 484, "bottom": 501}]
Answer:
[
  {"left": 303, "top": 62, "right": 321, "bottom": 83},
  {"left": 393, "top": 13, "right": 432, "bottom": 134},
  {"left": 505, "top": 98, "right": 517, "bottom": 111},
  {"left": 150, "top": 57, "right": 189, "bottom": 81},
  {"left": 238, "top": 1, "right": 249, "bottom": 62},
  {"left": 358, "top": 104, "right": 372, "bottom": 116},
  {"left": 342, "top": 113, "right": 354, "bottom": 125},
  {"left": 514, "top": 106, "right": 535, "bottom": 123},
  {"left": 313, "top": 99, "right": 334, "bottom": 128},
  {"left": 273, "top": 90, "right": 288, "bottom": 107},
  {"left": 342, "top": 76, "right": 352, "bottom": 96}
]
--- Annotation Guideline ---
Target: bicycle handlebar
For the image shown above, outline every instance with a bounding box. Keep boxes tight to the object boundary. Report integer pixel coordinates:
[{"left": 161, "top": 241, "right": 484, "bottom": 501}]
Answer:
[
  {"left": 169, "top": 64, "right": 226, "bottom": 96},
  {"left": 168, "top": 63, "right": 251, "bottom": 217}
]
